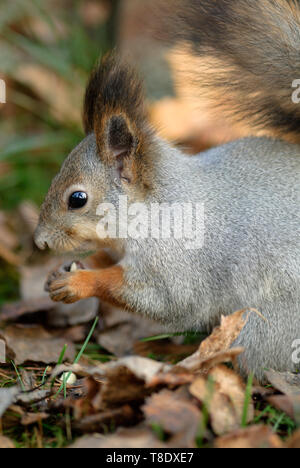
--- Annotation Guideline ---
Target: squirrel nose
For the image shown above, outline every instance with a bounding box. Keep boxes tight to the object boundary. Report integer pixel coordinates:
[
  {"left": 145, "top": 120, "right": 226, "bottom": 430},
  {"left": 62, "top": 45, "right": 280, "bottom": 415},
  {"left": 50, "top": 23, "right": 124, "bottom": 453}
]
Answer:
[{"left": 34, "top": 227, "right": 50, "bottom": 250}]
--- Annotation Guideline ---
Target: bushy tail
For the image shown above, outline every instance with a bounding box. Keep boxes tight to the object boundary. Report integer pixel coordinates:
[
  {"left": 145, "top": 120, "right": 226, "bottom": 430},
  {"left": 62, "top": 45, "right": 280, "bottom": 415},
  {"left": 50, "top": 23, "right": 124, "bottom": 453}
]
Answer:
[{"left": 166, "top": 0, "right": 300, "bottom": 143}]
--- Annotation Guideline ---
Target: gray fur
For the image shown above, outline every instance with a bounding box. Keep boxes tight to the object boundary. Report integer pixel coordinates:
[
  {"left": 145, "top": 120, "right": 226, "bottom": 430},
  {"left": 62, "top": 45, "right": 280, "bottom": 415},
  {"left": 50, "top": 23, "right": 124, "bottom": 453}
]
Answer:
[{"left": 35, "top": 133, "right": 300, "bottom": 381}]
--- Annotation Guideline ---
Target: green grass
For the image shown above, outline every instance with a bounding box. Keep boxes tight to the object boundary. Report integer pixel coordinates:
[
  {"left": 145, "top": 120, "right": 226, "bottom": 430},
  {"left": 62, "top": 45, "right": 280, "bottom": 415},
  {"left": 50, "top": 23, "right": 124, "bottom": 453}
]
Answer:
[
  {"left": 241, "top": 373, "right": 254, "bottom": 427},
  {"left": 78, "top": 342, "right": 115, "bottom": 363},
  {"left": 0, "top": 0, "right": 113, "bottom": 211},
  {"left": 0, "top": 317, "right": 102, "bottom": 448},
  {"left": 141, "top": 331, "right": 207, "bottom": 344},
  {"left": 196, "top": 375, "right": 215, "bottom": 448},
  {"left": 254, "top": 404, "right": 296, "bottom": 438},
  {"left": 10, "top": 361, "right": 25, "bottom": 391},
  {"left": 54, "top": 316, "right": 99, "bottom": 398},
  {"left": 0, "top": 261, "right": 20, "bottom": 306},
  {"left": 0, "top": 0, "right": 116, "bottom": 305}
]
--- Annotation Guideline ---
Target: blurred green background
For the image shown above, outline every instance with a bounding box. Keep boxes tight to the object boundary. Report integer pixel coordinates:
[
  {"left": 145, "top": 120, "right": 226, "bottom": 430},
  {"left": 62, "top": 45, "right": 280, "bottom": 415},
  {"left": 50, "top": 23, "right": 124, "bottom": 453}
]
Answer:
[
  {"left": 0, "top": 0, "right": 120, "bottom": 211},
  {"left": 0, "top": 0, "right": 212, "bottom": 305},
  {"left": 0, "top": 0, "right": 121, "bottom": 304}
]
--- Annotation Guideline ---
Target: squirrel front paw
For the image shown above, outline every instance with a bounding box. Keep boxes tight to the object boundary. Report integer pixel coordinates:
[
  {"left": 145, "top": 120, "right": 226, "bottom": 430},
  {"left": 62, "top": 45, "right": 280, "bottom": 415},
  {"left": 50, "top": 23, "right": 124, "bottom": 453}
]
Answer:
[
  {"left": 46, "top": 261, "right": 91, "bottom": 304},
  {"left": 45, "top": 261, "right": 85, "bottom": 293}
]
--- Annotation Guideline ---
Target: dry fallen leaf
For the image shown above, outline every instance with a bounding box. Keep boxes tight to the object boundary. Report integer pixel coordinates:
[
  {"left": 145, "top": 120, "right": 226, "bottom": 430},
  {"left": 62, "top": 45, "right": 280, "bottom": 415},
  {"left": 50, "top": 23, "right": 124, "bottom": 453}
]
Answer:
[
  {"left": 143, "top": 389, "right": 202, "bottom": 447},
  {"left": 104, "top": 356, "right": 171, "bottom": 385},
  {"left": 0, "top": 385, "right": 50, "bottom": 419},
  {"left": 148, "top": 367, "right": 195, "bottom": 388},
  {"left": 0, "top": 325, "right": 75, "bottom": 365},
  {"left": 134, "top": 340, "right": 198, "bottom": 363},
  {"left": 178, "top": 308, "right": 253, "bottom": 372},
  {"left": 54, "top": 357, "right": 171, "bottom": 413},
  {"left": 286, "top": 429, "right": 300, "bottom": 448},
  {"left": 0, "top": 212, "right": 21, "bottom": 265},
  {"left": 265, "top": 370, "right": 300, "bottom": 396},
  {"left": 0, "top": 242, "right": 22, "bottom": 266},
  {"left": 0, "top": 387, "right": 20, "bottom": 418},
  {"left": 0, "top": 212, "right": 18, "bottom": 250},
  {"left": 17, "top": 389, "right": 51, "bottom": 406},
  {"left": 17, "top": 201, "right": 39, "bottom": 237},
  {"left": 214, "top": 425, "right": 283, "bottom": 448},
  {"left": 21, "top": 412, "right": 49, "bottom": 426},
  {"left": 79, "top": 0, "right": 110, "bottom": 26},
  {"left": 0, "top": 297, "right": 54, "bottom": 322},
  {"left": 97, "top": 307, "right": 168, "bottom": 357},
  {"left": 268, "top": 394, "right": 300, "bottom": 425},
  {"left": 190, "top": 365, "right": 254, "bottom": 436},
  {"left": 49, "top": 363, "right": 106, "bottom": 382},
  {"left": 17, "top": 65, "right": 83, "bottom": 125},
  {"left": 73, "top": 405, "right": 136, "bottom": 433},
  {"left": 265, "top": 370, "right": 300, "bottom": 424},
  {"left": 69, "top": 426, "right": 166, "bottom": 449},
  {"left": 100, "top": 365, "right": 152, "bottom": 409},
  {"left": 0, "top": 436, "right": 15, "bottom": 449}
]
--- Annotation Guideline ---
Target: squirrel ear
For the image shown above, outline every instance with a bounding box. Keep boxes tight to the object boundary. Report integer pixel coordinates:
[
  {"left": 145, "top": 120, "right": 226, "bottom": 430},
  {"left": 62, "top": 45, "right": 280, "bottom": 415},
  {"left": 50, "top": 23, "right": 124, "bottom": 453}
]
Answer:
[
  {"left": 84, "top": 54, "right": 153, "bottom": 186},
  {"left": 105, "top": 114, "right": 137, "bottom": 183}
]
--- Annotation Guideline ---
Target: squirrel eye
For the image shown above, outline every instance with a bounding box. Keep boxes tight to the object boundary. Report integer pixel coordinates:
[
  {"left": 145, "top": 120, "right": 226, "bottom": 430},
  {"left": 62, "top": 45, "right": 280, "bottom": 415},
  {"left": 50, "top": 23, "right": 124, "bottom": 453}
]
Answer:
[{"left": 68, "top": 191, "right": 88, "bottom": 210}]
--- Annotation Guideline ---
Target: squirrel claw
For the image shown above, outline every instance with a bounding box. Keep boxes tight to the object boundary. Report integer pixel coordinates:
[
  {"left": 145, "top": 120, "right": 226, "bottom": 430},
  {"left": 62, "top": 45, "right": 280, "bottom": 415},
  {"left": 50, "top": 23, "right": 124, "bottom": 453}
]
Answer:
[
  {"left": 48, "top": 276, "right": 81, "bottom": 304},
  {"left": 45, "top": 261, "right": 85, "bottom": 295},
  {"left": 47, "top": 268, "right": 91, "bottom": 304}
]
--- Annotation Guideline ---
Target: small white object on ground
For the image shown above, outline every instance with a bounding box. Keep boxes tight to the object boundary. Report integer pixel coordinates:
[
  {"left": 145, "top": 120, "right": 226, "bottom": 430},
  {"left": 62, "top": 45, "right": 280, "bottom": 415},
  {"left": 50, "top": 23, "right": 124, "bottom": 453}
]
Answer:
[
  {"left": 59, "top": 372, "right": 77, "bottom": 385},
  {"left": 70, "top": 262, "right": 78, "bottom": 273}
]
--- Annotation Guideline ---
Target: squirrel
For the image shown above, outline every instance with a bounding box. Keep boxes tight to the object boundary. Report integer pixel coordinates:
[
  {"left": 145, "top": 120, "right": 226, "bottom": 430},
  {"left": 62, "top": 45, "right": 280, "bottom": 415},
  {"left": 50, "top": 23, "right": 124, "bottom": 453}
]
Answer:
[{"left": 34, "top": 0, "right": 300, "bottom": 382}]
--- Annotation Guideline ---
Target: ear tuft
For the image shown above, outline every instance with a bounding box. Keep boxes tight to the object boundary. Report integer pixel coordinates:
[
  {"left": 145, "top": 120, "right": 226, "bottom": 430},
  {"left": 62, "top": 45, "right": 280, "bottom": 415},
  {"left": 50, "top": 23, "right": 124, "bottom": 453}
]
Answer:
[
  {"left": 83, "top": 53, "right": 148, "bottom": 145},
  {"left": 84, "top": 54, "right": 146, "bottom": 129},
  {"left": 108, "top": 115, "right": 136, "bottom": 157},
  {"left": 83, "top": 53, "right": 154, "bottom": 188}
]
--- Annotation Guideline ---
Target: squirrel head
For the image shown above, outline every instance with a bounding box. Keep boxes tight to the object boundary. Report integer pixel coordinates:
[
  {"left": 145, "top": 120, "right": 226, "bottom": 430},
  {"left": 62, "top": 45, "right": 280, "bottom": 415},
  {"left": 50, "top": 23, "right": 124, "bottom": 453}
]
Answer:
[{"left": 34, "top": 54, "right": 155, "bottom": 254}]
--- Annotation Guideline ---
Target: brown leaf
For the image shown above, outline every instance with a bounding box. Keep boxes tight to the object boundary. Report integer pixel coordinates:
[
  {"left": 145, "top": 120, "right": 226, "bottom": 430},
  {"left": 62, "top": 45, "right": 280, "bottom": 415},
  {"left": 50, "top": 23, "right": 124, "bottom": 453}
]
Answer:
[
  {"left": 190, "top": 365, "right": 254, "bottom": 436},
  {"left": 0, "top": 297, "right": 54, "bottom": 322},
  {"left": 0, "top": 325, "right": 75, "bottom": 365},
  {"left": 79, "top": 0, "right": 110, "bottom": 26},
  {"left": 0, "top": 242, "right": 21, "bottom": 266},
  {"left": 0, "top": 436, "right": 15, "bottom": 449},
  {"left": 26, "top": 15, "right": 67, "bottom": 44},
  {"left": 187, "top": 348, "right": 244, "bottom": 375},
  {"left": 85, "top": 357, "right": 170, "bottom": 409},
  {"left": 265, "top": 370, "right": 300, "bottom": 396},
  {"left": 49, "top": 363, "right": 106, "bottom": 383},
  {"left": 252, "top": 385, "right": 276, "bottom": 399},
  {"left": 17, "top": 389, "right": 51, "bottom": 405},
  {"left": 267, "top": 395, "right": 300, "bottom": 425},
  {"left": 21, "top": 412, "right": 49, "bottom": 426},
  {"left": 265, "top": 370, "right": 300, "bottom": 424},
  {"left": 97, "top": 307, "right": 168, "bottom": 357},
  {"left": 0, "top": 387, "right": 20, "bottom": 417},
  {"left": 286, "top": 429, "right": 300, "bottom": 448},
  {"left": 134, "top": 340, "right": 198, "bottom": 363},
  {"left": 18, "top": 201, "right": 39, "bottom": 237},
  {"left": 0, "top": 212, "right": 20, "bottom": 265},
  {"left": 104, "top": 357, "right": 171, "bottom": 384},
  {"left": 0, "top": 212, "right": 18, "bottom": 250},
  {"left": 143, "top": 389, "right": 201, "bottom": 447},
  {"left": 100, "top": 365, "right": 151, "bottom": 409},
  {"left": 73, "top": 405, "right": 136, "bottom": 433},
  {"left": 58, "top": 325, "right": 87, "bottom": 343},
  {"left": 148, "top": 367, "right": 195, "bottom": 388},
  {"left": 20, "top": 369, "right": 36, "bottom": 392},
  {"left": 209, "top": 366, "right": 254, "bottom": 423},
  {"left": 17, "top": 65, "right": 83, "bottom": 125},
  {"left": 69, "top": 426, "right": 166, "bottom": 449},
  {"left": 178, "top": 308, "right": 255, "bottom": 372},
  {"left": 214, "top": 425, "right": 283, "bottom": 448}
]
